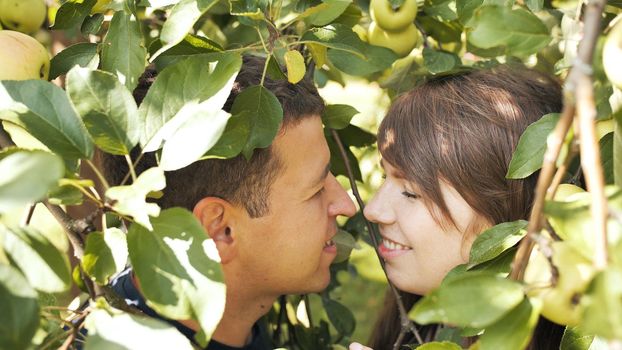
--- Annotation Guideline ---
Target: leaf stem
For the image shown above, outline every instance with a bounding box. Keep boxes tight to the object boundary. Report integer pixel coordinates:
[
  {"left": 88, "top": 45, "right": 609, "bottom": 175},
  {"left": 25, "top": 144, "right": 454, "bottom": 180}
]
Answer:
[
  {"left": 124, "top": 154, "right": 137, "bottom": 182},
  {"left": 329, "top": 129, "right": 423, "bottom": 347},
  {"left": 85, "top": 158, "right": 110, "bottom": 190}
]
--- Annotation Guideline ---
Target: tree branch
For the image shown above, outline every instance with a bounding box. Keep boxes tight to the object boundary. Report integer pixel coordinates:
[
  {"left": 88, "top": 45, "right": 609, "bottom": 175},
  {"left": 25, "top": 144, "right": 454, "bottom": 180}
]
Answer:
[
  {"left": 510, "top": 0, "right": 607, "bottom": 280},
  {"left": 330, "top": 129, "right": 423, "bottom": 347}
]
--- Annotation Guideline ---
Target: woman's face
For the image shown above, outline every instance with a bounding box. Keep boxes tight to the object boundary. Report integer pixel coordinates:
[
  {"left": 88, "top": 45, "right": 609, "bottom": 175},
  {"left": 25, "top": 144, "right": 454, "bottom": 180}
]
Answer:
[{"left": 364, "top": 160, "right": 488, "bottom": 295}]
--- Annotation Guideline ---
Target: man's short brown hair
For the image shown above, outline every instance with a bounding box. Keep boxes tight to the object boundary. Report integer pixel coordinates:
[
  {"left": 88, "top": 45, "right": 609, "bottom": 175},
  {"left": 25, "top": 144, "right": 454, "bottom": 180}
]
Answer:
[{"left": 101, "top": 55, "right": 324, "bottom": 217}]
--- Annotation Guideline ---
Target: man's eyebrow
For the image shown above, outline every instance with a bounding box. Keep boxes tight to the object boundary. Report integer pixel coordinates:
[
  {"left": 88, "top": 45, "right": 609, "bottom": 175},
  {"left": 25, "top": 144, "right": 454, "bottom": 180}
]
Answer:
[{"left": 312, "top": 163, "right": 331, "bottom": 188}]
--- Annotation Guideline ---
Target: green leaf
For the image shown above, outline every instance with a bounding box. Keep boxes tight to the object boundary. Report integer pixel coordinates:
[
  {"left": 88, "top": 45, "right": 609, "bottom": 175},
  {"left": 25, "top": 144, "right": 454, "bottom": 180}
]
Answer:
[
  {"left": 231, "top": 85, "right": 284, "bottom": 159},
  {"left": 466, "top": 6, "right": 551, "bottom": 57},
  {"left": 560, "top": 326, "right": 595, "bottom": 350},
  {"left": 284, "top": 50, "right": 306, "bottom": 84},
  {"left": 468, "top": 220, "right": 527, "bottom": 267},
  {"left": 106, "top": 167, "right": 166, "bottom": 231},
  {"left": 82, "top": 228, "right": 128, "bottom": 285},
  {"left": 469, "top": 246, "right": 517, "bottom": 275},
  {"left": 507, "top": 113, "right": 559, "bottom": 179},
  {"left": 0, "top": 80, "right": 94, "bottom": 159},
  {"left": 153, "top": 0, "right": 220, "bottom": 59},
  {"left": 416, "top": 342, "right": 462, "bottom": 349},
  {"left": 525, "top": 0, "right": 543, "bottom": 12},
  {"left": 615, "top": 118, "right": 621, "bottom": 187},
  {"left": 480, "top": 298, "right": 540, "bottom": 350},
  {"left": 580, "top": 267, "right": 622, "bottom": 339},
  {"left": 322, "top": 104, "right": 359, "bottom": 130},
  {"left": 0, "top": 264, "right": 39, "bottom": 350},
  {"left": 333, "top": 229, "right": 358, "bottom": 263},
  {"left": 303, "top": 0, "right": 352, "bottom": 26},
  {"left": 81, "top": 13, "right": 105, "bottom": 36},
  {"left": 148, "top": 33, "right": 223, "bottom": 58},
  {"left": 127, "top": 208, "right": 226, "bottom": 340},
  {"left": 1, "top": 226, "right": 71, "bottom": 293},
  {"left": 424, "top": 0, "right": 458, "bottom": 21},
  {"left": 84, "top": 307, "right": 195, "bottom": 350},
  {"left": 328, "top": 43, "right": 398, "bottom": 76},
  {"left": 410, "top": 271, "right": 524, "bottom": 328},
  {"left": 50, "top": 0, "right": 97, "bottom": 30},
  {"left": 601, "top": 132, "right": 614, "bottom": 184},
  {"left": 140, "top": 53, "right": 242, "bottom": 150},
  {"left": 101, "top": 10, "right": 147, "bottom": 91},
  {"left": 66, "top": 67, "right": 141, "bottom": 155},
  {"left": 49, "top": 43, "right": 99, "bottom": 80},
  {"left": 203, "top": 114, "right": 251, "bottom": 159},
  {"left": 423, "top": 48, "right": 462, "bottom": 74},
  {"left": 159, "top": 103, "right": 232, "bottom": 171},
  {"left": 300, "top": 24, "right": 365, "bottom": 56},
  {"left": 0, "top": 150, "right": 64, "bottom": 214},
  {"left": 323, "top": 298, "right": 355, "bottom": 336}
]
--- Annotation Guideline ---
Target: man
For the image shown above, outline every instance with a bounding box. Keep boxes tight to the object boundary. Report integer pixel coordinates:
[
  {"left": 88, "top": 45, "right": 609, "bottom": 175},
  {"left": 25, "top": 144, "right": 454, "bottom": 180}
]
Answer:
[{"left": 102, "top": 55, "right": 357, "bottom": 349}]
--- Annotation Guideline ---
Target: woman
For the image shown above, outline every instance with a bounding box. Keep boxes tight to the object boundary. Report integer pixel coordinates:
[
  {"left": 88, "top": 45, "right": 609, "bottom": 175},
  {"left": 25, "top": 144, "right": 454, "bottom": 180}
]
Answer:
[{"left": 351, "top": 66, "right": 565, "bottom": 349}]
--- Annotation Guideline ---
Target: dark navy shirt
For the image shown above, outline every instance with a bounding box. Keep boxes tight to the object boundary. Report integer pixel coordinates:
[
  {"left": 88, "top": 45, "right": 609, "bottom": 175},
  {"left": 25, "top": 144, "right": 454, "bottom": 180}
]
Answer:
[{"left": 110, "top": 269, "right": 271, "bottom": 350}]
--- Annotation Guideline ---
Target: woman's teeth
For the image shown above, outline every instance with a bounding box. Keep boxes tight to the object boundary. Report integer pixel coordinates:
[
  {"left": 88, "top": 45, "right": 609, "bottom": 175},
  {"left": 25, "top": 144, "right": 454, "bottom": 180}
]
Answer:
[
  {"left": 382, "top": 238, "right": 411, "bottom": 251},
  {"left": 324, "top": 239, "right": 335, "bottom": 248}
]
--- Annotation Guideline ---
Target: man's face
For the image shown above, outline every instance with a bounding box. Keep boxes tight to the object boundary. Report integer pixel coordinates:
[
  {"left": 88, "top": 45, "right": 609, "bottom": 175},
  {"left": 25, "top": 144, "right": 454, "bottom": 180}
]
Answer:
[{"left": 235, "top": 116, "right": 356, "bottom": 296}]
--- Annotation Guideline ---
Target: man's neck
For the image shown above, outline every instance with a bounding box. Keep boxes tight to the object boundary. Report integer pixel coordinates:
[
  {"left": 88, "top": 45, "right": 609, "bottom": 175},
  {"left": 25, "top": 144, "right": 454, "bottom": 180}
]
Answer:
[{"left": 208, "top": 289, "right": 274, "bottom": 347}]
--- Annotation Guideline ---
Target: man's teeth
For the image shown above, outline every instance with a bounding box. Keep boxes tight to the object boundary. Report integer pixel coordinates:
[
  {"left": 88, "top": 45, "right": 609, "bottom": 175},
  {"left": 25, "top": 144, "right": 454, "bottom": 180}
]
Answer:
[
  {"left": 324, "top": 239, "right": 335, "bottom": 247},
  {"left": 382, "top": 238, "right": 411, "bottom": 251}
]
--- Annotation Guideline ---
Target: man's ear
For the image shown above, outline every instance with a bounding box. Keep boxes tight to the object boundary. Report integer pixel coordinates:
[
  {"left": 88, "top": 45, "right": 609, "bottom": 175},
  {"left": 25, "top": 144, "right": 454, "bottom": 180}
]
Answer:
[{"left": 193, "top": 197, "right": 237, "bottom": 264}]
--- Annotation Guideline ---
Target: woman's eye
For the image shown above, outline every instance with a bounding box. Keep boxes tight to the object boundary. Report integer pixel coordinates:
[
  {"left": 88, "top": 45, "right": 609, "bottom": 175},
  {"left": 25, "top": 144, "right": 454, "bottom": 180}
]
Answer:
[
  {"left": 315, "top": 187, "right": 325, "bottom": 197},
  {"left": 401, "top": 191, "right": 419, "bottom": 199}
]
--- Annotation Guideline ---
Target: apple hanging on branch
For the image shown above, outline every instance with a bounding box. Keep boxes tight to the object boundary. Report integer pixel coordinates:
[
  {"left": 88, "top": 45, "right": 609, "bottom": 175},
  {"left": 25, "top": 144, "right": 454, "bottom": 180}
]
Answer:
[
  {"left": 0, "top": 0, "right": 46, "bottom": 34},
  {"left": 0, "top": 30, "right": 50, "bottom": 80}
]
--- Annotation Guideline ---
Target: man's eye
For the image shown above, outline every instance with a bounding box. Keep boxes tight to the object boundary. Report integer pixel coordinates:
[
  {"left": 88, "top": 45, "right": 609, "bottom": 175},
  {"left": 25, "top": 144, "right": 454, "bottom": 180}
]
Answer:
[{"left": 401, "top": 191, "right": 419, "bottom": 199}]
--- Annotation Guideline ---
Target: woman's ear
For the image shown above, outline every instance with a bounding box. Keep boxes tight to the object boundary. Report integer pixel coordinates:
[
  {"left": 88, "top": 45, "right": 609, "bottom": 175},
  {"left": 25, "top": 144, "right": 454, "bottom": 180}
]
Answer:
[{"left": 193, "top": 197, "right": 237, "bottom": 263}]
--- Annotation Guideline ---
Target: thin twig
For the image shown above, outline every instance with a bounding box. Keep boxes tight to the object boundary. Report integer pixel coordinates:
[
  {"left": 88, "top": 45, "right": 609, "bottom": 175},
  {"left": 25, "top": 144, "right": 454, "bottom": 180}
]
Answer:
[
  {"left": 330, "top": 129, "right": 423, "bottom": 347},
  {"left": 21, "top": 204, "right": 36, "bottom": 227}
]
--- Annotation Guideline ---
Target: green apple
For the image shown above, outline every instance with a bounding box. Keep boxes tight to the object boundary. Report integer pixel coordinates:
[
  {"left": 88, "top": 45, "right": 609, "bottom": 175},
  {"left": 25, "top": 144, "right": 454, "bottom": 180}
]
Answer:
[
  {"left": 553, "top": 183, "right": 585, "bottom": 201},
  {"left": 604, "top": 19, "right": 622, "bottom": 89},
  {"left": 0, "top": 0, "right": 46, "bottom": 34},
  {"left": 368, "top": 21, "right": 420, "bottom": 57},
  {"left": 0, "top": 30, "right": 50, "bottom": 80},
  {"left": 524, "top": 241, "right": 594, "bottom": 326},
  {"left": 91, "top": 0, "right": 113, "bottom": 14},
  {"left": 370, "top": 0, "right": 418, "bottom": 32}
]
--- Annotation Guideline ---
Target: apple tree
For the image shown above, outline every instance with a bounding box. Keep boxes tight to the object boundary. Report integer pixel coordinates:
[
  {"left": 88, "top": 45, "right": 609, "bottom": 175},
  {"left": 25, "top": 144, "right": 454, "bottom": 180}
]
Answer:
[{"left": 0, "top": 0, "right": 621, "bottom": 349}]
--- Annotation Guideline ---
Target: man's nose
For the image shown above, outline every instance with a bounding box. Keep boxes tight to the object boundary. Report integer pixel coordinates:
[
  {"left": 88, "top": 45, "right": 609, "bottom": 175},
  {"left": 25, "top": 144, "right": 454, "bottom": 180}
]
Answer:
[{"left": 327, "top": 173, "right": 357, "bottom": 218}]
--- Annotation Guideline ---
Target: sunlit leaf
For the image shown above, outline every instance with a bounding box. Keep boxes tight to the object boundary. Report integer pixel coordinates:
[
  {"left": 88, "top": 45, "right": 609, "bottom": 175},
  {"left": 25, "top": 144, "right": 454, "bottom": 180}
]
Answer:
[
  {"left": 82, "top": 228, "right": 128, "bottom": 285},
  {"left": 153, "top": 0, "right": 220, "bottom": 59},
  {"left": 581, "top": 267, "right": 622, "bottom": 339},
  {"left": 127, "top": 208, "right": 226, "bottom": 341},
  {"left": 101, "top": 10, "right": 147, "bottom": 91},
  {"left": 0, "top": 264, "right": 39, "bottom": 350},
  {"left": 507, "top": 113, "right": 559, "bottom": 179},
  {"left": 67, "top": 67, "right": 140, "bottom": 155},
  {"left": 0, "top": 80, "right": 94, "bottom": 159},
  {"left": 466, "top": 6, "right": 551, "bottom": 57},
  {"left": 140, "top": 53, "right": 242, "bottom": 150},
  {"left": 49, "top": 43, "right": 99, "bottom": 80},
  {"left": 480, "top": 298, "right": 541, "bottom": 350},
  {"left": 106, "top": 167, "right": 166, "bottom": 231},
  {"left": 284, "top": 50, "right": 306, "bottom": 84},
  {"left": 2, "top": 226, "right": 71, "bottom": 293},
  {"left": 410, "top": 271, "right": 524, "bottom": 328},
  {"left": 84, "top": 306, "right": 195, "bottom": 350},
  {"left": 51, "top": 0, "right": 97, "bottom": 29},
  {"left": 468, "top": 220, "right": 527, "bottom": 267}
]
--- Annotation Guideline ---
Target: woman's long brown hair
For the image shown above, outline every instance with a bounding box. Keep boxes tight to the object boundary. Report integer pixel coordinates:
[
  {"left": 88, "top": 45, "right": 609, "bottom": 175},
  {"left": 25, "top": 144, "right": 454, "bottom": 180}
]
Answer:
[{"left": 368, "top": 66, "right": 564, "bottom": 349}]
